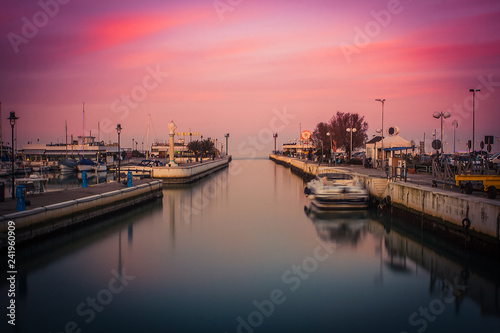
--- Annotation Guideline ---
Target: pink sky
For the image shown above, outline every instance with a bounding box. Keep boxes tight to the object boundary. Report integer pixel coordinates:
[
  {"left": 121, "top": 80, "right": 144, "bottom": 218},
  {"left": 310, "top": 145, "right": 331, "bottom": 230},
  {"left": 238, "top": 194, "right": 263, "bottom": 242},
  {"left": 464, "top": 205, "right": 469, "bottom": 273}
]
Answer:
[{"left": 1, "top": 0, "right": 500, "bottom": 156}]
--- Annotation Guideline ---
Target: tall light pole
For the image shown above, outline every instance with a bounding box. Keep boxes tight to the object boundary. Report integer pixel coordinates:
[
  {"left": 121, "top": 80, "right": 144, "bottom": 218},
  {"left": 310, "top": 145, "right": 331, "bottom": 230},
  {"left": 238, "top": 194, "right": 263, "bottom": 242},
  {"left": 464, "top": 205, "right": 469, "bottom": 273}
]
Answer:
[
  {"left": 452, "top": 120, "right": 458, "bottom": 153},
  {"left": 346, "top": 128, "right": 357, "bottom": 160},
  {"left": 224, "top": 133, "right": 229, "bottom": 155},
  {"left": 469, "top": 88, "right": 480, "bottom": 154},
  {"left": 432, "top": 111, "right": 451, "bottom": 155},
  {"left": 273, "top": 133, "right": 278, "bottom": 153},
  {"left": 375, "top": 99, "right": 385, "bottom": 169},
  {"left": 116, "top": 124, "right": 122, "bottom": 182},
  {"left": 326, "top": 132, "right": 332, "bottom": 164},
  {"left": 8, "top": 112, "right": 18, "bottom": 198}
]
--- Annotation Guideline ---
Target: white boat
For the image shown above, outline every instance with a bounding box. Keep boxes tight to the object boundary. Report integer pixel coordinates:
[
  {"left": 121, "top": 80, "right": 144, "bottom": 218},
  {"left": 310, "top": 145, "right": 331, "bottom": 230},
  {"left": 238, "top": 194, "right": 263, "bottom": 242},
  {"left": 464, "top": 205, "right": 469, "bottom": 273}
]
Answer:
[
  {"left": 122, "top": 159, "right": 163, "bottom": 177},
  {"left": 93, "top": 162, "right": 107, "bottom": 172},
  {"left": 304, "top": 172, "right": 369, "bottom": 210},
  {"left": 59, "top": 158, "right": 78, "bottom": 173},
  {"left": 77, "top": 158, "right": 95, "bottom": 172}
]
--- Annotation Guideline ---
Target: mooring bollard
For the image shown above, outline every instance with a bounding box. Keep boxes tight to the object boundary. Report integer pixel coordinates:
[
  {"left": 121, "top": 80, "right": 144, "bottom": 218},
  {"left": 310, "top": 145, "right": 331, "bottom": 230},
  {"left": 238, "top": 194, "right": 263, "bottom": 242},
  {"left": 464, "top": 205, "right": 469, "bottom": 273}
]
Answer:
[
  {"left": 16, "top": 185, "right": 26, "bottom": 211},
  {"left": 127, "top": 171, "right": 132, "bottom": 187},
  {"left": 82, "top": 171, "right": 88, "bottom": 188}
]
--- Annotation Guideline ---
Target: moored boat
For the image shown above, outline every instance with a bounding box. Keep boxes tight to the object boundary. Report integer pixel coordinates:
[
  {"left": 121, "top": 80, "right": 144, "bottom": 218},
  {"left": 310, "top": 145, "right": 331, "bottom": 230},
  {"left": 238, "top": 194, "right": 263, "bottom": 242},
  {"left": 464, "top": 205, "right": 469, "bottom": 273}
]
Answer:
[
  {"left": 304, "top": 172, "right": 369, "bottom": 210},
  {"left": 59, "top": 158, "right": 78, "bottom": 173},
  {"left": 77, "top": 158, "right": 95, "bottom": 172}
]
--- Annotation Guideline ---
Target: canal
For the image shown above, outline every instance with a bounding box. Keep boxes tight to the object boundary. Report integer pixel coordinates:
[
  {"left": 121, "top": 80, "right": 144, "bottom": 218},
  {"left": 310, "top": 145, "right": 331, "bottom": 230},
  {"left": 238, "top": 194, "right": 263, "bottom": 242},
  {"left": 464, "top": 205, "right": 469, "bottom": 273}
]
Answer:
[{"left": 1, "top": 159, "right": 499, "bottom": 333}]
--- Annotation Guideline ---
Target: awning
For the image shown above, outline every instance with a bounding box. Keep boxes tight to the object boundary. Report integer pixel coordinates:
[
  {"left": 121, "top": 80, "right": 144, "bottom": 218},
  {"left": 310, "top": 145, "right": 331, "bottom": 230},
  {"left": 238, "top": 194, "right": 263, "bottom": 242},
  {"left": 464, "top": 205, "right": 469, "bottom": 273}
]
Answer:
[{"left": 383, "top": 146, "right": 414, "bottom": 151}]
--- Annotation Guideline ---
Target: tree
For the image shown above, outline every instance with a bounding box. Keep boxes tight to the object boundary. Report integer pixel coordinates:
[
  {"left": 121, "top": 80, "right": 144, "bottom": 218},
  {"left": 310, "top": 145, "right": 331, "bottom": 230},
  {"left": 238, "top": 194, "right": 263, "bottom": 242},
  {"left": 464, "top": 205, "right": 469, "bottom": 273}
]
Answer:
[
  {"left": 329, "top": 111, "right": 368, "bottom": 160},
  {"left": 312, "top": 122, "right": 333, "bottom": 159},
  {"left": 187, "top": 139, "right": 215, "bottom": 159}
]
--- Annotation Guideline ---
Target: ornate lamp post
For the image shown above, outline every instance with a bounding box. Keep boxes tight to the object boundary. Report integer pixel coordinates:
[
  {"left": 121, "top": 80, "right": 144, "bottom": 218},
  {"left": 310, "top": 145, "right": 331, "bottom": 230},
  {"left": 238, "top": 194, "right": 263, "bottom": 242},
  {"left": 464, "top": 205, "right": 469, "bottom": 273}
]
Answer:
[
  {"left": 326, "top": 132, "right": 332, "bottom": 164},
  {"left": 224, "top": 133, "right": 229, "bottom": 155},
  {"left": 432, "top": 111, "right": 451, "bottom": 155},
  {"left": 168, "top": 121, "right": 177, "bottom": 166},
  {"left": 469, "top": 88, "right": 480, "bottom": 154},
  {"left": 8, "top": 112, "right": 18, "bottom": 198},
  {"left": 346, "top": 128, "right": 357, "bottom": 160},
  {"left": 273, "top": 133, "right": 278, "bottom": 153},
  {"left": 116, "top": 124, "right": 122, "bottom": 182},
  {"left": 452, "top": 120, "right": 458, "bottom": 153},
  {"left": 375, "top": 99, "right": 385, "bottom": 169}
]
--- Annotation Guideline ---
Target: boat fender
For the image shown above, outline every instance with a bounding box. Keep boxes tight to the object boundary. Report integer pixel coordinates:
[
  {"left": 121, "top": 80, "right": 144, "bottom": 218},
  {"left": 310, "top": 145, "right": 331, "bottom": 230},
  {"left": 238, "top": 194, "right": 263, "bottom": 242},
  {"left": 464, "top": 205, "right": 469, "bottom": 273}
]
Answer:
[{"left": 462, "top": 218, "right": 471, "bottom": 229}]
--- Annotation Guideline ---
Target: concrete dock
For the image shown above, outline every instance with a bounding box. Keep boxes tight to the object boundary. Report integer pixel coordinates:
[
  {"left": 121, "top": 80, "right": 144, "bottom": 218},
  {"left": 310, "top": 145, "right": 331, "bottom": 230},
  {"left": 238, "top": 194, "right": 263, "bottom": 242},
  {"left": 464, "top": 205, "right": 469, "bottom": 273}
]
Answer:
[
  {"left": 270, "top": 154, "right": 500, "bottom": 248},
  {"left": 0, "top": 179, "right": 163, "bottom": 246},
  {"left": 152, "top": 156, "right": 231, "bottom": 184}
]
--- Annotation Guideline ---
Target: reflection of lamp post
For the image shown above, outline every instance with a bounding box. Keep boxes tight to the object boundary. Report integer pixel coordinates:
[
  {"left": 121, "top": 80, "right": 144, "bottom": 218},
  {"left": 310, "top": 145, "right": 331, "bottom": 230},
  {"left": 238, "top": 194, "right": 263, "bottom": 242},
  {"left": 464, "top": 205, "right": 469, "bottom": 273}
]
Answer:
[
  {"left": 432, "top": 111, "right": 451, "bottom": 155},
  {"left": 168, "top": 121, "right": 177, "bottom": 166},
  {"left": 452, "top": 120, "right": 458, "bottom": 153},
  {"left": 8, "top": 112, "right": 18, "bottom": 198},
  {"left": 116, "top": 124, "right": 122, "bottom": 182},
  {"left": 469, "top": 88, "right": 480, "bottom": 154},
  {"left": 273, "top": 133, "right": 278, "bottom": 153},
  {"left": 346, "top": 128, "right": 357, "bottom": 160},
  {"left": 375, "top": 99, "right": 385, "bottom": 169},
  {"left": 224, "top": 133, "right": 229, "bottom": 156}
]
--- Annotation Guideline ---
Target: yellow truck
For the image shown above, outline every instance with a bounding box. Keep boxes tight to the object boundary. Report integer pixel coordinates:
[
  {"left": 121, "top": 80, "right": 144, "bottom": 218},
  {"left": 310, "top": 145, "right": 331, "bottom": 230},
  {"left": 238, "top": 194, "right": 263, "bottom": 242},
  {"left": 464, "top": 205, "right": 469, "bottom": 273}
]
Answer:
[{"left": 455, "top": 175, "right": 500, "bottom": 199}]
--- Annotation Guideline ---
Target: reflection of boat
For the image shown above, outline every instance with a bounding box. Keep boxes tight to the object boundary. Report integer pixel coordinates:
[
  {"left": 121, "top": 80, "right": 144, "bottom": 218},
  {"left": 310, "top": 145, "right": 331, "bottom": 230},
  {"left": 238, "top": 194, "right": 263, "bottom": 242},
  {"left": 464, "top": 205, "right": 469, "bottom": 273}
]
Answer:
[
  {"left": 59, "top": 158, "right": 78, "bottom": 173},
  {"left": 77, "top": 171, "right": 107, "bottom": 182},
  {"left": 304, "top": 205, "right": 368, "bottom": 245},
  {"left": 304, "top": 173, "right": 369, "bottom": 210},
  {"left": 122, "top": 159, "right": 163, "bottom": 177}
]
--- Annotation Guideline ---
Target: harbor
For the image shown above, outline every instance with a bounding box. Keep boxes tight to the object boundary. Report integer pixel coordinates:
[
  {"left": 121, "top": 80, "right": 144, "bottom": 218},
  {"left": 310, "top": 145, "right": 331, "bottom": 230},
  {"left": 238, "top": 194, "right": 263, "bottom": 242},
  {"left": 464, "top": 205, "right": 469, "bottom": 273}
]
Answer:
[{"left": 1, "top": 158, "right": 499, "bottom": 333}]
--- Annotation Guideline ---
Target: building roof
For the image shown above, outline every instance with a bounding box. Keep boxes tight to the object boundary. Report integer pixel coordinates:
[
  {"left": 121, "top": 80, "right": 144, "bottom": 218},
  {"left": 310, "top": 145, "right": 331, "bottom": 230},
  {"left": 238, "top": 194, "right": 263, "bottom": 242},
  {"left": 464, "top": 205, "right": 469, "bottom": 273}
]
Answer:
[{"left": 366, "top": 136, "right": 383, "bottom": 144}]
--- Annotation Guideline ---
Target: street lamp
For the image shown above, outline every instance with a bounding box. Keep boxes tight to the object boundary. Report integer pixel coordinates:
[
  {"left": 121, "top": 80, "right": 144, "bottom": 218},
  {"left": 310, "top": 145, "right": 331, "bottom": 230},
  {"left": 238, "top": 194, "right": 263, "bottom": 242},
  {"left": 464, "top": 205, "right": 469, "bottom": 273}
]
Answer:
[
  {"left": 432, "top": 111, "right": 451, "bottom": 155},
  {"left": 469, "top": 88, "right": 480, "bottom": 154},
  {"left": 7, "top": 112, "right": 18, "bottom": 198},
  {"left": 116, "top": 124, "right": 122, "bottom": 182},
  {"left": 224, "top": 133, "right": 229, "bottom": 156},
  {"left": 346, "top": 128, "right": 357, "bottom": 161},
  {"left": 326, "top": 132, "right": 332, "bottom": 164},
  {"left": 375, "top": 98, "right": 385, "bottom": 169},
  {"left": 452, "top": 120, "right": 458, "bottom": 153},
  {"left": 273, "top": 133, "right": 278, "bottom": 154}
]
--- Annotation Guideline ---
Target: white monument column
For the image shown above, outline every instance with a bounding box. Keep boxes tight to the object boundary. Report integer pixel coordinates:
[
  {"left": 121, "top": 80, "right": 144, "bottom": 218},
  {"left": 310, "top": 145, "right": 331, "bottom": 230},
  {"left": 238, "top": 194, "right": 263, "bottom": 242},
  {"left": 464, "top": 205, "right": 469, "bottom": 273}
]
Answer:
[{"left": 168, "top": 120, "right": 177, "bottom": 166}]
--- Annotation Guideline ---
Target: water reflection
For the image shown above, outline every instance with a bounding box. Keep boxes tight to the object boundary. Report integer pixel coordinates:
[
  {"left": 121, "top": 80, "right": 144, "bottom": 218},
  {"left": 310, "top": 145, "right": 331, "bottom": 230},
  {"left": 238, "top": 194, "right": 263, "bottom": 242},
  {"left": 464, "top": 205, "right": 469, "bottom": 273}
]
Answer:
[{"left": 304, "top": 205, "right": 369, "bottom": 246}]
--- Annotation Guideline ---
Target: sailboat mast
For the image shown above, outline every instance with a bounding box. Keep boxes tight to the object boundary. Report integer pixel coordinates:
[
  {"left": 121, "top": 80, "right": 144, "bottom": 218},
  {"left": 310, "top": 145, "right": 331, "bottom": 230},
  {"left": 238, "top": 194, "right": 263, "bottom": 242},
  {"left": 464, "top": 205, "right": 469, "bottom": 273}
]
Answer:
[
  {"left": 146, "top": 114, "right": 151, "bottom": 159},
  {"left": 82, "top": 102, "right": 85, "bottom": 158},
  {"left": 65, "top": 119, "right": 68, "bottom": 158}
]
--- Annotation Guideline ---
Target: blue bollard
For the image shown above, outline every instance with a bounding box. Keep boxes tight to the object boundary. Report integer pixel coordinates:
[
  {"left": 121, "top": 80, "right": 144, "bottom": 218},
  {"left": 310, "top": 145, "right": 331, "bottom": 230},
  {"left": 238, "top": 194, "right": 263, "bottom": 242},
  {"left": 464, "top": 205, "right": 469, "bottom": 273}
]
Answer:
[
  {"left": 82, "top": 171, "right": 88, "bottom": 188},
  {"left": 127, "top": 171, "right": 132, "bottom": 187},
  {"left": 16, "top": 185, "right": 26, "bottom": 211}
]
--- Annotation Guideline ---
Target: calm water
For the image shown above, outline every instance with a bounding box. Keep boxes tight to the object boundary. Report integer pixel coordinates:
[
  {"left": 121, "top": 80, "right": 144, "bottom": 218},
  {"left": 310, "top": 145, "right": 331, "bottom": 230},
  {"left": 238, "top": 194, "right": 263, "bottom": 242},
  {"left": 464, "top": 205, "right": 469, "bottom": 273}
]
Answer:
[{"left": 2, "top": 159, "right": 500, "bottom": 333}]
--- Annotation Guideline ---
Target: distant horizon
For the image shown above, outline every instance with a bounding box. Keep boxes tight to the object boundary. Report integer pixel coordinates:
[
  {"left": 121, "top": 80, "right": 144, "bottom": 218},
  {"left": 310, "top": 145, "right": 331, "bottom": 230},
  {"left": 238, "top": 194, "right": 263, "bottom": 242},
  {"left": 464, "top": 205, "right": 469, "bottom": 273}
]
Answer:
[{"left": 1, "top": 0, "right": 499, "bottom": 157}]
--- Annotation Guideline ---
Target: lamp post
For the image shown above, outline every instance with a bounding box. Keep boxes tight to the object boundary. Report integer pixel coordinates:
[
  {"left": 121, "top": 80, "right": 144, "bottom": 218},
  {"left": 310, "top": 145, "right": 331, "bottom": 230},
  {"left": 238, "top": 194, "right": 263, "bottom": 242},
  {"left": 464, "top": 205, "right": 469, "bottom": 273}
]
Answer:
[
  {"left": 452, "top": 120, "right": 458, "bottom": 153},
  {"left": 326, "top": 132, "right": 332, "bottom": 164},
  {"left": 432, "top": 111, "right": 451, "bottom": 155},
  {"left": 116, "top": 124, "right": 122, "bottom": 182},
  {"left": 8, "top": 112, "right": 18, "bottom": 198},
  {"left": 346, "top": 128, "right": 357, "bottom": 161},
  {"left": 224, "top": 133, "right": 229, "bottom": 156},
  {"left": 469, "top": 88, "right": 480, "bottom": 154},
  {"left": 375, "top": 99, "right": 385, "bottom": 169},
  {"left": 168, "top": 121, "right": 177, "bottom": 166},
  {"left": 273, "top": 133, "right": 278, "bottom": 153}
]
